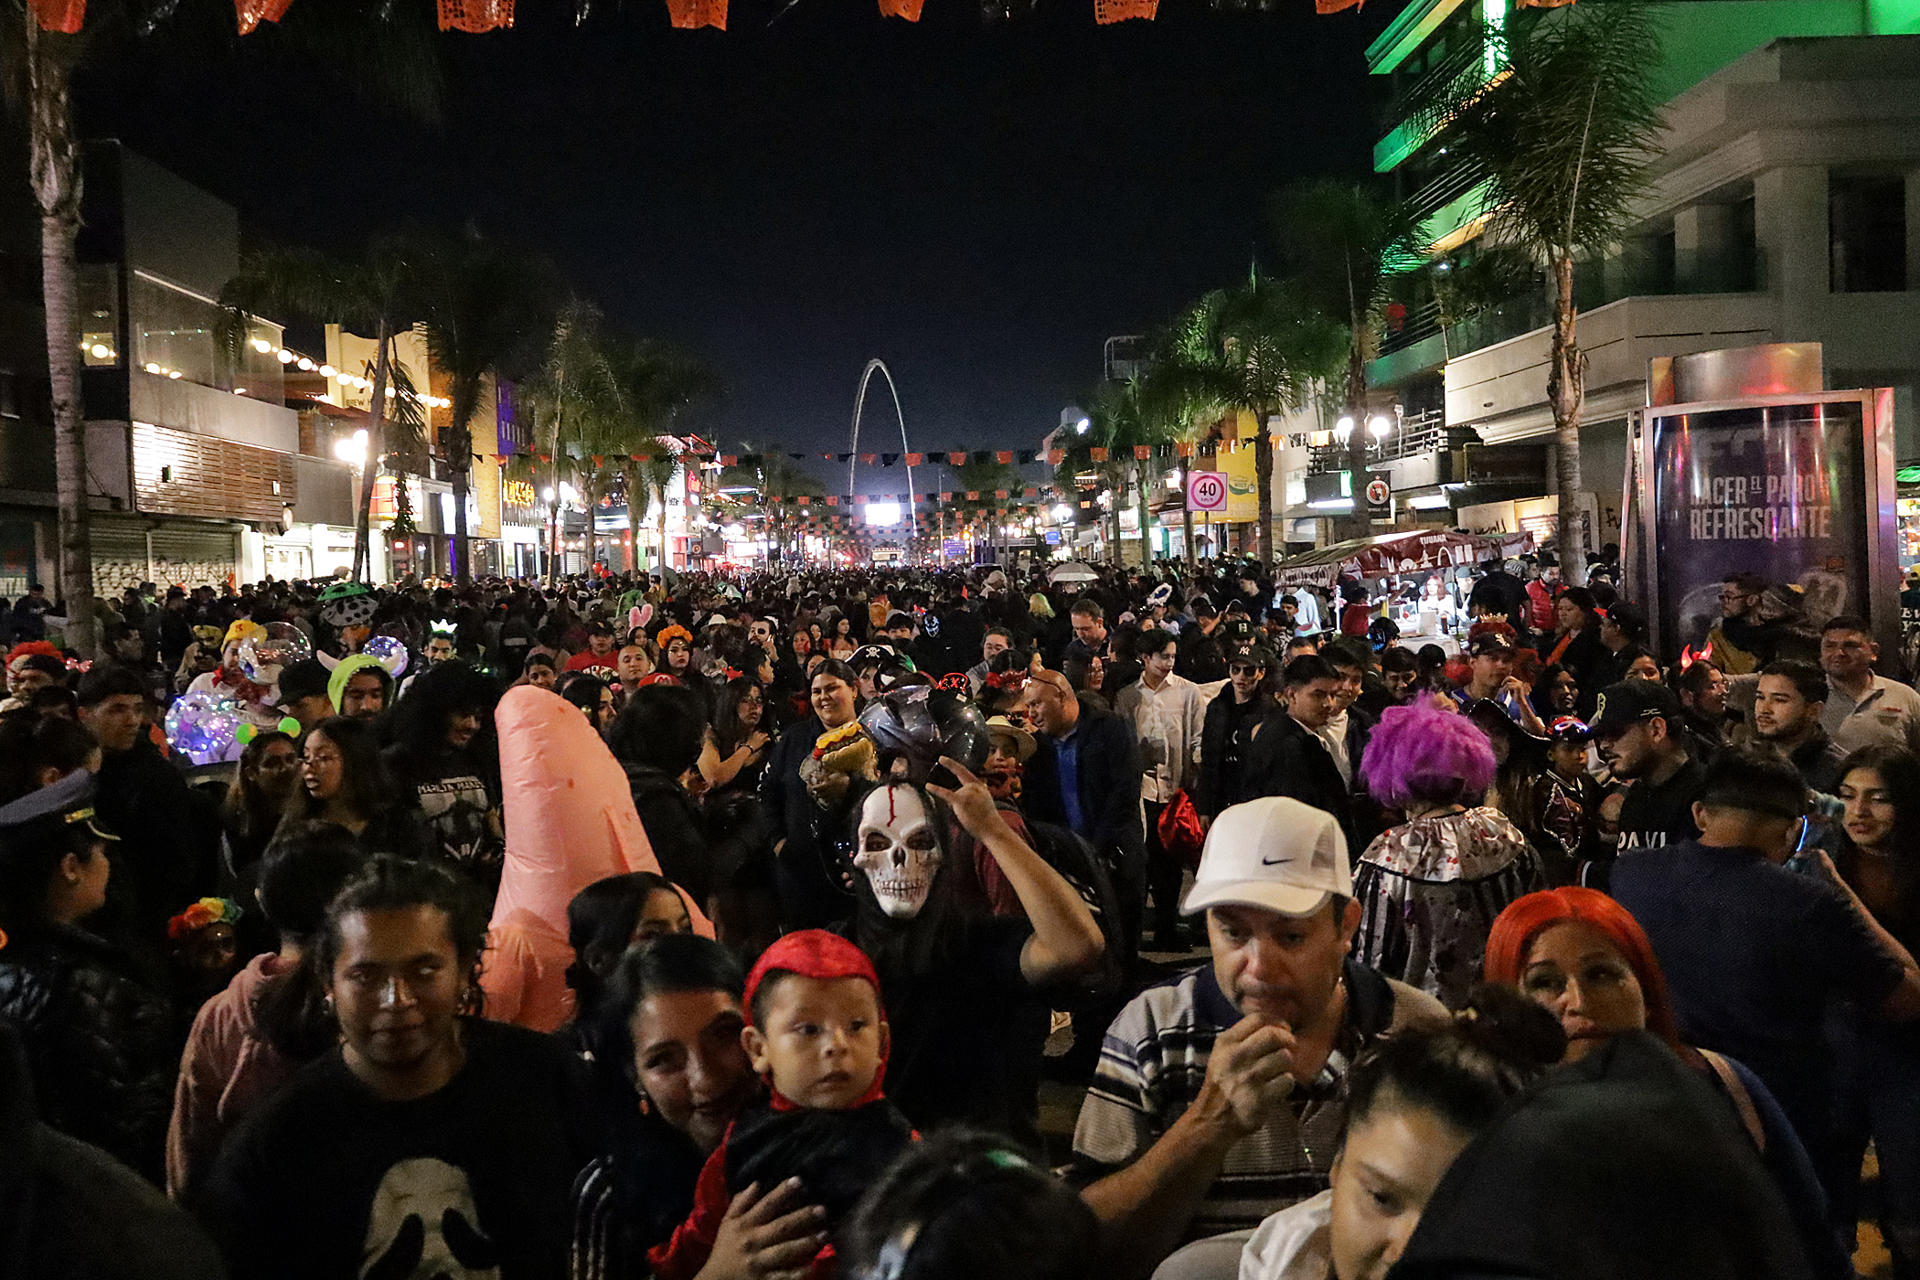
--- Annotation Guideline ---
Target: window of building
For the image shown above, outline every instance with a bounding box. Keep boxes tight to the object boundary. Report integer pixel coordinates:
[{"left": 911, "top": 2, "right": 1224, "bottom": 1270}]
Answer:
[
  {"left": 1830, "top": 170, "right": 1907, "bottom": 294},
  {"left": 79, "top": 264, "right": 120, "bottom": 367},
  {"left": 130, "top": 271, "right": 286, "bottom": 397}
]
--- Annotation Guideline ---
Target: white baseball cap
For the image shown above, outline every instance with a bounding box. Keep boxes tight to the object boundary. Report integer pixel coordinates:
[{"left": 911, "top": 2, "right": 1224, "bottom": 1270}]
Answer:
[{"left": 1181, "top": 797, "right": 1352, "bottom": 918}]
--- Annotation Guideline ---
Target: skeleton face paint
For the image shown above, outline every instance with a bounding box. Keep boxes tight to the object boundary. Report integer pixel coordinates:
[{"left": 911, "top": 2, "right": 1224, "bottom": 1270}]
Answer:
[{"left": 855, "top": 785, "right": 944, "bottom": 920}]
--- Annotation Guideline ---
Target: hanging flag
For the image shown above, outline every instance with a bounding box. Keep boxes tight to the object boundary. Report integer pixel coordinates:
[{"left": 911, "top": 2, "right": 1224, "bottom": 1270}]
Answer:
[
  {"left": 1047, "top": 449, "right": 1065, "bottom": 465},
  {"left": 879, "top": 0, "right": 925, "bottom": 18},
  {"left": 966, "top": 491, "right": 980, "bottom": 501},
  {"left": 30, "top": 0, "right": 86, "bottom": 32},
  {"left": 948, "top": 452, "right": 967, "bottom": 466},
  {"left": 941, "top": 492, "right": 954, "bottom": 502},
  {"left": 1023, "top": 486, "right": 1039, "bottom": 498},
  {"left": 1090, "top": 446, "right": 1109, "bottom": 462},
  {"left": 1094, "top": 0, "right": 1157, "bottom": 20},
  {"left": 905, "top": 453, "right": 923, "bottom": 466},
  {"left": 720, "top": 454, "right": 738, "bottom": 466},
  {"left": 664, "top": 0, "right": 725, "bottom": 26},
  {"left": 861, "top": 453, "right": 877, "bottom": 465},
  {"left": 439, "top": 0, "right": 516, "bottom": 30},
  {"left": 1176, "top": 440, "right": 1194, "bottom": 457},
  {"left": 826, "top": 495, "right": 839, "bottom": 506},
  {"left": 236, "top": 0, "right": 293, "bottom": 34},
  {"left": 1314, "top": 0, "right": 1362, "bottom": 12},
  {"left": 995, "top": 450, "right": 1014, "bottom": 465},
  {"left": 995, "top": 489, "right": 1010, "bottom": 500},
  {"left": 797, "top": 495, "right": 810, "bottom": 505},
  {"left": 1133, "top": 445, "right": 1151, "bottom": 460}
]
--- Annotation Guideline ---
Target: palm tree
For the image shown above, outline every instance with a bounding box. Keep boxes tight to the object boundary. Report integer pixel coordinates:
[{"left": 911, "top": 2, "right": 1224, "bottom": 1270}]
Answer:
[
  {"left": 1270, "top": 181, "right": 1426, "bottom": 541},
  {"left": 219, "top": 236, "right": 422, "bottom": 583},
  {"left": 1419, "top": 0, "right": 1667, "bottom": 580},
  {"left": 950, "top": 456, "right": 1022, "bottom": 564},
  {"left": 1164, "top": 271, "right": 1346, "bottom": 566},
  {"left": 9, "top": 0, "right": 441, "bottom": 649},
  {"left": 516, "top": 298, "right": 620, "bottom": 585},
  {"left": 414, "top": 228, "right": 557, "bottom": 586},
  {"left": 722, "top": 448, "right": 824, "bottom": 565},
  {"left": 610, "top": 338, "right": 721, "bottom": 574}
]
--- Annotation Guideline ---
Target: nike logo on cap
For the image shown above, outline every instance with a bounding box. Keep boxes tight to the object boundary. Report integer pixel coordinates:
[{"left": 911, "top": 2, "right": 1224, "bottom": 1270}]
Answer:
[{"left": 1260, "top": 855, "right": 1292, "bottom": 866}]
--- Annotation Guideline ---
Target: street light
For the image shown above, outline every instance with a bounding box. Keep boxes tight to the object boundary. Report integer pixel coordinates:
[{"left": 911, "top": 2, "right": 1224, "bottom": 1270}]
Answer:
[
  {"left": 1333, "top": 415, "right": 1356, "bottom": 447},
  {"left": 1061, "top": 406, "right": 1090, "bottom": 436},
  {"left": 1053, "top": 503, "right": 1072, "bottom": 522},
  {"left": 1367, "top": 414, "right": 1393, "bottom": 441}
]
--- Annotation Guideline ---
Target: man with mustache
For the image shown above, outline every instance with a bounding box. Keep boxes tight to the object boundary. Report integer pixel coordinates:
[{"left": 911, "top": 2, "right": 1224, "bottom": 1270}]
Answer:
[{"left": 1069, "top": 797, "right": 1445, "bottom": 1278}]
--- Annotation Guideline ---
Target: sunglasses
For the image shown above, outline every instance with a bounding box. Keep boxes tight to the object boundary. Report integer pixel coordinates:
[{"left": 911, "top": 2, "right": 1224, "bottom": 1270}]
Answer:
[{"left": 1229, "top": 664, "right": 1262, "bottom": 676}]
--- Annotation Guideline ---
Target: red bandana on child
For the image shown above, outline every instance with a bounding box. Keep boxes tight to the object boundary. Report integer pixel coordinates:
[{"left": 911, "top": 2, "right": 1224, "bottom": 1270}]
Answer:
[{"left": 744, "top": 929, "right": 889, "bottom": 1110}]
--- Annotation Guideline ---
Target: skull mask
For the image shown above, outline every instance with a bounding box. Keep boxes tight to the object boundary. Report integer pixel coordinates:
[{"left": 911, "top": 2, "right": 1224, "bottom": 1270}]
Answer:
[
  {"left": 855, "top": 784, "right": 944, "bottom": 920},
  {"left": 359, "top": 1157, "right": 501, "bottom": 1280}
]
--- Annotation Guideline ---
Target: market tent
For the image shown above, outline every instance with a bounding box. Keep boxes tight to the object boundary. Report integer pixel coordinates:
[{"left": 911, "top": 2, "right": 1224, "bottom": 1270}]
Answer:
[{"left": 1273, "top": 529, "right": 1533, "bottom": 589}]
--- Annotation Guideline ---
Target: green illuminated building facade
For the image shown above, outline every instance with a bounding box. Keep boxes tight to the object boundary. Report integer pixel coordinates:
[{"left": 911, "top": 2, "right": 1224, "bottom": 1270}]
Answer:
[{"left": 1351, "top": 0, "right": 1920, "bottom": 541}]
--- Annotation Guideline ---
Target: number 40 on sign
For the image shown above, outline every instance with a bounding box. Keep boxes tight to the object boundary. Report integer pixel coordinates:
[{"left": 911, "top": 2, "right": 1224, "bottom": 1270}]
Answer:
[{"left": 1186, "top": 471, "right": 1228, "bottom": 512}]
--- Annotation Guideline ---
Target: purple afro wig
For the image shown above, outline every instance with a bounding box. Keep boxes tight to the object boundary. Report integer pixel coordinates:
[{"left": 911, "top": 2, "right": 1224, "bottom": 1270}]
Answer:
[{"left": 1360, "top": 695, "right": 1496, "bottom": 809}]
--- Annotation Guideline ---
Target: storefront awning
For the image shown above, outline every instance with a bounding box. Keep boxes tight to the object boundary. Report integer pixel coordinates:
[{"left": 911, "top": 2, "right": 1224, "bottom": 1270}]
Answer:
[{"left": 1273, "top": 528, "right": 1533, "bottom": 589}]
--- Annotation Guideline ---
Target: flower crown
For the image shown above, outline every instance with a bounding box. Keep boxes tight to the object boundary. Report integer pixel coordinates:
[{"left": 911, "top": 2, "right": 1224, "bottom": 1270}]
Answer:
[{"left": 167, "top": 896, "right": 244, "bottom": 942}]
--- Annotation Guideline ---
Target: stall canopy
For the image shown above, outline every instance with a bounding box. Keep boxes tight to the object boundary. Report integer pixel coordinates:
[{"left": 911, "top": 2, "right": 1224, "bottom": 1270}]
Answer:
[{"left": 1273, "top": 529, "right": 1534, "bottom": 589}]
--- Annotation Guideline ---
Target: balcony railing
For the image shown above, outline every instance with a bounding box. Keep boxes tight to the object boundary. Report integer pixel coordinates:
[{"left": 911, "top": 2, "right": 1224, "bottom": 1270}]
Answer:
[
  {"left": 1382, "top": 38, "right": 1486, "bottom": 140},
  {"left": 1305, "top": 407, "right": 1450, "bottom": 474},
  {"left": 1377, "top": 246, "right": 1766, "bottom": 361}
]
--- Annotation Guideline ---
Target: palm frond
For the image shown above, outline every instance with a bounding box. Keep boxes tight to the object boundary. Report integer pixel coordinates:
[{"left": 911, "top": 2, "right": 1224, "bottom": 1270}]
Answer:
[{"left": 1420, "top": 1, "right": 1669, "bottom": 261}]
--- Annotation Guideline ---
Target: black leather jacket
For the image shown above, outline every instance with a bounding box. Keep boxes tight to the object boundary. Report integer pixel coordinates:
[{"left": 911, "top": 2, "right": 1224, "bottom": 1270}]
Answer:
[{"left": 0, "top": 923, "right": 175, "bottom": 1180}]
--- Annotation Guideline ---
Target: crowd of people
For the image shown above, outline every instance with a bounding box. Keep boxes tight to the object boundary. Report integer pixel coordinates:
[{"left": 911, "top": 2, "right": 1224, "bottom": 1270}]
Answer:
[{"left": 1, "top": 551, "right": 1918, "bottom": 1280}]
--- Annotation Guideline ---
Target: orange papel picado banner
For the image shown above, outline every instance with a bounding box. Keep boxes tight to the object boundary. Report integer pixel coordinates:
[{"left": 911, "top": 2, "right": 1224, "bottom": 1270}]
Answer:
[{"left": 439, "top": 0, "right": 516, "bottom": 30}]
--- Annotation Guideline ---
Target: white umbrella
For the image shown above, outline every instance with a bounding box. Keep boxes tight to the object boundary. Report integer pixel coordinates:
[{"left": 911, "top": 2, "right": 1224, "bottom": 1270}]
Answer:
[{"left": 1048, "top": 561, "right": 1099, "bottom": 584}]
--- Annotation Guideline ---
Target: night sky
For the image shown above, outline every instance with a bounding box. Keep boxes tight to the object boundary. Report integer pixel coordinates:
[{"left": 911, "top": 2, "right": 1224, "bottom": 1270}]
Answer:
[{"left": 78, "top": 0, "right": 1387, "bottom": 495}]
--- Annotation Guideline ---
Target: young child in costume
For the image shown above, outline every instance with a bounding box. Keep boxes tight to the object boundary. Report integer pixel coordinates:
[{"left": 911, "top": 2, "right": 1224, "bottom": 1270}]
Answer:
[{"left": 648, "top": 930, "right": 915, "bottom": 1280}]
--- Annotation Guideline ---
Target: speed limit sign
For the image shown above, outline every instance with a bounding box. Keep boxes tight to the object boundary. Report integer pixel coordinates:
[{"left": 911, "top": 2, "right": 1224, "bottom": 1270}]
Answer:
[{"left": 1186, "top": 471, "right": 1228, "bottom": 513}]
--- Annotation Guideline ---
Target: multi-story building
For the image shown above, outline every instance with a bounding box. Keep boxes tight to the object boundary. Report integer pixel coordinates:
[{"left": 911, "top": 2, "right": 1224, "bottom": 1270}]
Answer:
[
  {"left": 74, "top": 143, "right": 367, "bottom": 590},
  {"left": 1348, "top": 0, "right": 1920, "bottom": 550}
]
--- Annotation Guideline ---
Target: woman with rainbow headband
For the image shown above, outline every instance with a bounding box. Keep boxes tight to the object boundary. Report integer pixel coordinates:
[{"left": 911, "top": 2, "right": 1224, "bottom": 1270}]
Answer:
[{"left": 1484, "top": 887, "right": 1850, "bottom": 1278}]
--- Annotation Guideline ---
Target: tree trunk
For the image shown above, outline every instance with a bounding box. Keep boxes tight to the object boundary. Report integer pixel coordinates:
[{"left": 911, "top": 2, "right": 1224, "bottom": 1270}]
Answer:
[
  {"left": 656, "top": 485, "right": 668, "bottom": 574},
  {"left": 29, "top": 20, "right": 94, "bottom": 657},
  {"left": 1338, "top": 341, "right": 1374, "bottom": 544},
  {"left": 448, "top": 417, "right": 472, "bottom": 587},
  {"left": 546, "top": 389, "right": 566, "bottom": 588},
  {"left": 352, "top": 327, "right": 393, "bottom": 583},
  {"left": 1252, "top": 425, "right": 1275, "bottom": 567},
  {"left": 1547, "top": 252, "right": 1589, "bottom": 584},
  {"left": 1135, "top": 458, "right": 1153, "bottom": 568},
  {"left": 1180, "top": 460, "right": 1194, "bottom": 569}
]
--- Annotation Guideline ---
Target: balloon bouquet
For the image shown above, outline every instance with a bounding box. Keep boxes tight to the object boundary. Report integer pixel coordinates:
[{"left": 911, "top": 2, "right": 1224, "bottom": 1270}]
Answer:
[{"left": 166, "top": 621, "right": 313, "bottom": 765}]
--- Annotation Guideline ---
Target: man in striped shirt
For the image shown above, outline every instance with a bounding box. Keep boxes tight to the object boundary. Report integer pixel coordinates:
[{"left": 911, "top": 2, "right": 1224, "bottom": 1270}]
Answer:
[{"left": 1071, "top": 797, "right": 1445, "bottom": 1275}]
